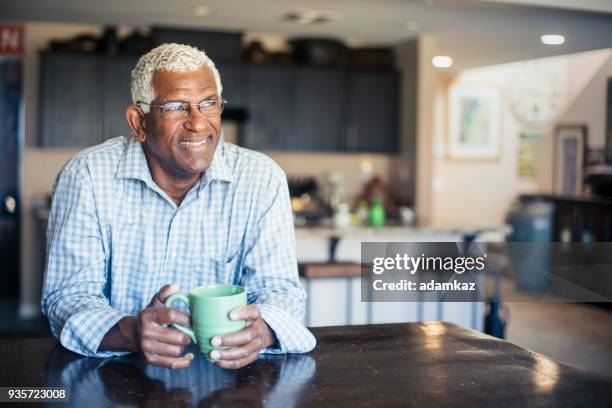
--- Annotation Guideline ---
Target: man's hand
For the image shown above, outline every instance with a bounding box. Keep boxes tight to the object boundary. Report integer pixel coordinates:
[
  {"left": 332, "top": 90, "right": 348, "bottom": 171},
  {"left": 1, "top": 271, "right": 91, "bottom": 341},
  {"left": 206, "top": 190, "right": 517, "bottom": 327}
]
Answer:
[
  {"left": 208, "top": 305, "right": 276, "bottom": 369},
  {"left": 137, "top": 283, "right": 194, "bottom": 369}
]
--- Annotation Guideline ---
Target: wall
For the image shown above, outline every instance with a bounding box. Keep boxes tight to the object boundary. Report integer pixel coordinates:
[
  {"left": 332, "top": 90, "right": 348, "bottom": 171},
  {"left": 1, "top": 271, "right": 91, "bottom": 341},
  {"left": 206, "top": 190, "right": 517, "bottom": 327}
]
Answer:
[
  {"left": 559, "top": 51, "right": 612, "bottom": 148},
  {"left": 419, "top": 48, "right": 612, "bottom": 228}
]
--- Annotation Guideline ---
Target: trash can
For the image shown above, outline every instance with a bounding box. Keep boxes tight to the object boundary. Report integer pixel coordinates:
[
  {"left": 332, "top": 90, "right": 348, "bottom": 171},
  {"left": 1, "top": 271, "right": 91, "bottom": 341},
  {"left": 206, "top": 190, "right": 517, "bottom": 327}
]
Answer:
[{"left": 505, "top": 198, "right": 553, "bottom": 292}]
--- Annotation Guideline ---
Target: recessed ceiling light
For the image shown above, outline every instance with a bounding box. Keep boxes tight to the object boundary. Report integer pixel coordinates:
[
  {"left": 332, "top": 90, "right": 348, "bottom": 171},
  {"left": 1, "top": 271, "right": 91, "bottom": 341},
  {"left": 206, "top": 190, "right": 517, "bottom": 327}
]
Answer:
[
  {"left": 432, "top": 55, "right": 453, "bottom": 68},
  {"left": 541, "top": 34, "right": 565, "bottom": 45},
  {"left": 193, "top": 6, "right": 211, "bottom": 17}
]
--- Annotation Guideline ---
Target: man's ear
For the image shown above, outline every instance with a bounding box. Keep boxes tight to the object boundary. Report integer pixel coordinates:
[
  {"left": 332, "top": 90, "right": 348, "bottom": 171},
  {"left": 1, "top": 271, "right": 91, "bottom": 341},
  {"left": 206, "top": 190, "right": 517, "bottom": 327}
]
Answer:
[{"left": 126, "top": 105, "right": 147, "bottom": 142}]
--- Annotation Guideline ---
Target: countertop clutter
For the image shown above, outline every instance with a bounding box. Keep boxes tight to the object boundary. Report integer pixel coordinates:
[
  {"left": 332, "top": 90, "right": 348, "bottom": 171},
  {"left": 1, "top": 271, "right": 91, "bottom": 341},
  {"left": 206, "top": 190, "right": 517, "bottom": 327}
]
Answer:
[{"left": 1, "top": 323, "right": 610, "bottom": 407}]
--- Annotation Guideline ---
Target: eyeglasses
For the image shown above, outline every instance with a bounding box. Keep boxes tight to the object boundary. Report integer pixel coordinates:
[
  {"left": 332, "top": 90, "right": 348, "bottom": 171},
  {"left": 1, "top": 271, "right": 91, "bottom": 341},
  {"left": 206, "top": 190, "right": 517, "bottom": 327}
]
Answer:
[{"left": 137, "top": 98, "right": 227, "bottom": 119}]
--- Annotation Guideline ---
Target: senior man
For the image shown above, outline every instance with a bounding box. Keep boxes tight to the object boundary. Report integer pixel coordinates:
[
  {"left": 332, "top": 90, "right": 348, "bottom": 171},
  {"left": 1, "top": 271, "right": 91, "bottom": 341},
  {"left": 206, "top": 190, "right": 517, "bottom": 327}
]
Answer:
[{"left": 42, "top": 43, "right": 315, "bottom": 369}]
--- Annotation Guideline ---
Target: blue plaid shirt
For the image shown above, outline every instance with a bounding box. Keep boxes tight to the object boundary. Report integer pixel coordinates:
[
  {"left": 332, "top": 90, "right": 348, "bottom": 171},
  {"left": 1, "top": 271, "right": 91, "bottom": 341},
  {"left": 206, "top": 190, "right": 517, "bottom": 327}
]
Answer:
[{"left": 42, "top": 136, "right": 316, "bottom": 357}]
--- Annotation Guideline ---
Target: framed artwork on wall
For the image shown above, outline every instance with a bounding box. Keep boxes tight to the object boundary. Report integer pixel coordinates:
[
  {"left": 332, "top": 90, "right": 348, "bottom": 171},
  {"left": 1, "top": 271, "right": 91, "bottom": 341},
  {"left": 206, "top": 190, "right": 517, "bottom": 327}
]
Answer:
[
  {"left": 448, "top": 86, "right": 501, "bottom": 160},
  {"left": 553, "top": 124, "right": 588, "bottom": 195},
  {"left": 517, "top": 131, "right": 541, "bottom": 179}
]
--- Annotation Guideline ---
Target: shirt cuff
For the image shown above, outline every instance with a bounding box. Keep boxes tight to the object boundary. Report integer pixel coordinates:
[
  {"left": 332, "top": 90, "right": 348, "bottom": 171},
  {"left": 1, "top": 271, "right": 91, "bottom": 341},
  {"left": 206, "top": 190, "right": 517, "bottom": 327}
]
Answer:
[
  {"left": 255, "top": 303, "right": 316, "bottom": 354},
  {"left": 59, "top": 307, "right": 132, "bottom": 358}
]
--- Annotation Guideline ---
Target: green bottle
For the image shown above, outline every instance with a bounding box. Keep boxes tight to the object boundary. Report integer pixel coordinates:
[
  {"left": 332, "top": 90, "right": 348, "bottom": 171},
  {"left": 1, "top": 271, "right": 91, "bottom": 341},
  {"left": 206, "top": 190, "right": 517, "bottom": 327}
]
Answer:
[{"left": 369, "top": 199, "right": 386, "bottom": 227}]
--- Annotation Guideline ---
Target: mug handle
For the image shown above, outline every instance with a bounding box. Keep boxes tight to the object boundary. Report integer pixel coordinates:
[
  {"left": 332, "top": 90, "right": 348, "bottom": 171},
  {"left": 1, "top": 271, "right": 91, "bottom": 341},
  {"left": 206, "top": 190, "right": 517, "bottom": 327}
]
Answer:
[{"left": 164, "top": 293, "right": 197, "bottom": 344}]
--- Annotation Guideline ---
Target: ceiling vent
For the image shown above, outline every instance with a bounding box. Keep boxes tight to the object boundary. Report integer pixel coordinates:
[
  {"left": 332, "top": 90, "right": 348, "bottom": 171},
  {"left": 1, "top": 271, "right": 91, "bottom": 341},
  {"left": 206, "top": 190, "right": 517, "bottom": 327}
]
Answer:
[{"left": 283, "top": 9, "right": 339, "bottom": 25}]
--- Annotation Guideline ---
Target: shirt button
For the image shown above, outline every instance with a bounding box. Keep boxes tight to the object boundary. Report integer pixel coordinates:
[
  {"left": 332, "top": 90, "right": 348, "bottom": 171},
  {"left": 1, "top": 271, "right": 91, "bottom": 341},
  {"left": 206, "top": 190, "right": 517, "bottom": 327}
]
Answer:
[{"left": 171, "top": 251, "right": 177, "bottom": 259}]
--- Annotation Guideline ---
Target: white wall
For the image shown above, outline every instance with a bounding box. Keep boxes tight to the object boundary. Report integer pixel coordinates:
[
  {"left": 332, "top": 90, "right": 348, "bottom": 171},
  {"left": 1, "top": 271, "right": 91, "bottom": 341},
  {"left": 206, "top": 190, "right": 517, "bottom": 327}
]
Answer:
[{"left": 416, "top": 47, "right": 612, "bottom": 229}]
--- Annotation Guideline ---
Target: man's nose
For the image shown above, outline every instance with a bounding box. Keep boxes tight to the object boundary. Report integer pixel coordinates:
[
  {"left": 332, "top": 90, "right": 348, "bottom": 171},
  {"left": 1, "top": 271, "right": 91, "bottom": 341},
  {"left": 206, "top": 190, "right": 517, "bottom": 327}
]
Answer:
[{"left": 183, "top": 109, "right": 211, "bottom": 132}]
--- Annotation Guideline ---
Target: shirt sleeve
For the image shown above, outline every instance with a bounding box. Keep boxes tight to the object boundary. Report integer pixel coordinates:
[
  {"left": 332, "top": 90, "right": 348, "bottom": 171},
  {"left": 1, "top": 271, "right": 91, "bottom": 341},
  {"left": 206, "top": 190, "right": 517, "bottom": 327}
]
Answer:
[
  {"left": 241, "top": 165, "right": 316, "bottom": 354},
  {"left": 41, "top": 161, "right": 130, "bottom": 358}
]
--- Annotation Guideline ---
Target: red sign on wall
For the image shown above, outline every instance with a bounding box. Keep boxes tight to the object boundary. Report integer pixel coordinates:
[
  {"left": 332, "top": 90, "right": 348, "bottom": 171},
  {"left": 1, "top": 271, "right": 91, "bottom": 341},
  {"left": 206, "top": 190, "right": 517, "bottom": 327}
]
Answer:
[{"left": 0, "top": 24, "right": 24, "bottom": 55}]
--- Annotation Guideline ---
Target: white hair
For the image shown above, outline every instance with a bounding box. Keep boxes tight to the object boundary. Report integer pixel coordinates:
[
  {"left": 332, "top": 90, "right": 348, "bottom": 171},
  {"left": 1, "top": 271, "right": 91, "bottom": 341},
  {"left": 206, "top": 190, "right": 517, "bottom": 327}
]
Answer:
[{"left": 130, "top": 43, "right": 223, "bottom": 113}]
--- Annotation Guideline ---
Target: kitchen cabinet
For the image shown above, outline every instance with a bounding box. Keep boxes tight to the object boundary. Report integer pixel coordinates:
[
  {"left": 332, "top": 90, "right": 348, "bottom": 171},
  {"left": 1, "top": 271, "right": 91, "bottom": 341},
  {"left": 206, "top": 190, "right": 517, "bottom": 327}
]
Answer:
[
  {"left": 243, "top": 65, "right": 297, "bottom": 150},
  {"left": 216, "top": 62, "right": 248, "bottom": 109},
  {"left": 294, "top": 67, "right": 346, "bottom": 151},
  {"left": 39, "top": 52, "right": 401, "bottom": 152},
  {"left": 40, "top": 52, "right": 137, "bottom": 147},
  {"left": 303, "top": 277, "right": 485, "bottom": 330},
  {"left": 39, "top": 52, "right": 104, "bottom": 147},
  {"left": 103, "top": 55, "right": 138, "bottom": 140},
  {"left": 345, "top": 70, "right": 399, "bottom": 152},
  {"left": 243, "top": 66, "right": 400, "bottom": 152}
]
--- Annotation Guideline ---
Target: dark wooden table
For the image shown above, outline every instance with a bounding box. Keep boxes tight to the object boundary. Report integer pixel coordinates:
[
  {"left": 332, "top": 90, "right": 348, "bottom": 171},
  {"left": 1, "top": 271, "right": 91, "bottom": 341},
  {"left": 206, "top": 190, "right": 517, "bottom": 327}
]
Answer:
[{"left": 0, "top": 322, "right": 610, "bottom": 407}]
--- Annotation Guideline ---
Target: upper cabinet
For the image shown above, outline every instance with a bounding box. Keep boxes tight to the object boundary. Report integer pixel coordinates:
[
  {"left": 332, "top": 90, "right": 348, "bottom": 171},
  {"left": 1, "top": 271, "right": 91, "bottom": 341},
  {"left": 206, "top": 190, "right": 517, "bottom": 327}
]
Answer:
[
  {"left": 345, "top": 71, "right": 399, "bottom": 153},
  {"left": 216, "top": 62, "right": 248, "bottom": 109},
  {"left": 103, "top": 55, "right": 139, "bottom": 140},
  {"left": 39, "top": 52, "right": 137, "bottom": 147},
  {"left": 39, "top": 51, "right": 401, "bottom": 153},
  {"left": 39, "top": 52, "right": 104, "bottom": 147},
  {"left": 294, "top": 67, "right": 346, "bottom": 152},
  {"left": 243, "top": 65, "right": 297, "bottom": 151}
]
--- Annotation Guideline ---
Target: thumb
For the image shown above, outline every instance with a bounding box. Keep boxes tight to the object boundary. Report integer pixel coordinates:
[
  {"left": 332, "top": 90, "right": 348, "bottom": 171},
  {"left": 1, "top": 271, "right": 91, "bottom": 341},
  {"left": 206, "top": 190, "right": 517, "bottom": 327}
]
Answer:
[{"left": 150, "top": 283, "right": 180, "bottom": 307}]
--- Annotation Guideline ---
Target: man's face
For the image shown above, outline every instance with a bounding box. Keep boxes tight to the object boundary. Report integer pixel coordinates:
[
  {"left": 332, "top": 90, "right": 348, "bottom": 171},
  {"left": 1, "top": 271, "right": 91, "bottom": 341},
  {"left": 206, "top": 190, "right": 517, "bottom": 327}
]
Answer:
[{"left": 142, "top": 66, "right": 221, "bottom": 180}]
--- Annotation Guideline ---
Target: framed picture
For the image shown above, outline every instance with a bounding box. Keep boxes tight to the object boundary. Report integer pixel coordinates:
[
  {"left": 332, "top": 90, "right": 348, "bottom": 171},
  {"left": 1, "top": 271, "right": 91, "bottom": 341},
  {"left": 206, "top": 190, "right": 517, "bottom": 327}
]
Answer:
[
  {"left": 553, "top": 124, "right": 588, "bottom": 195},
  {"left": 517, "top": 131, "right": 541, "bottom": 179},
  {"left": 448, "top": 86, "right": 501, "bottom": 159}
]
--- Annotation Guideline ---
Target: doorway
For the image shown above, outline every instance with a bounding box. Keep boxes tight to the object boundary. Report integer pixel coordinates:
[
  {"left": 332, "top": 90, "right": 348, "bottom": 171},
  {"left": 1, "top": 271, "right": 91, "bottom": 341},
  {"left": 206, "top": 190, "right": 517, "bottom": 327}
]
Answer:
[{"left": 0, "top": 57, "right": 22, "bottom": 299}]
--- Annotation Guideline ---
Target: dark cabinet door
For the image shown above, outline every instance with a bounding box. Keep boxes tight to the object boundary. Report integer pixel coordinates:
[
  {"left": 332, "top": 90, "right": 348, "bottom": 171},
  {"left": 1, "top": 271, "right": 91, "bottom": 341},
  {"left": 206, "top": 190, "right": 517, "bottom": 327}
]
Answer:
[
  {"left": 40, "top": 53, "right": 103, "bottom": 147},
  {"left": 244, "top": 65, "right": 296, "bottom": 150},
  {"left": 216, "top": 63, "right": 247, "bottom": 109},
  {"left": 294, "top": 67, "right": 345, "bottom": 151},
  {"left": 346, "top": 71, "right": 399, "bottom": 153},
  {"left": 103, "top": 55, "right": 138, "bottom": 140}
]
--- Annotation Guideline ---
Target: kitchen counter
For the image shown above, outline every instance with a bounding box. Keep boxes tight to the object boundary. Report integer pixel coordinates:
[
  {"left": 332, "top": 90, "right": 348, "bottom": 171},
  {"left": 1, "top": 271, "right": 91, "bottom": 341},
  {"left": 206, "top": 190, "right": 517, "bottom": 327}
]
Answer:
[{"left": 1, "top": 322, "right": 610, "bottom": 407}]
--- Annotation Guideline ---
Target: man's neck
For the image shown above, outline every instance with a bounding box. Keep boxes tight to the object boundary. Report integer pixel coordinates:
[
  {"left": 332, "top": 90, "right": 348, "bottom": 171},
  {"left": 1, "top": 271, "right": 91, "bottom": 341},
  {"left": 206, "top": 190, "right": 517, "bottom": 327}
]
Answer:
[
  {"left": 154, "top": 171, "right": 202, "bottom": 206},
  {"left": 143, "top": 157, "right": 202, "bottom": 206}
]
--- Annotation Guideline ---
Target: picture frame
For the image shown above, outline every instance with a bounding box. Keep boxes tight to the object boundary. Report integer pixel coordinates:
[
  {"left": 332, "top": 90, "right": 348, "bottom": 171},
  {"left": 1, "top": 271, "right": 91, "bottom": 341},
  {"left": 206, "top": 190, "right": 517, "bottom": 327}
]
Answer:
[
  {"left": 448, "top": 86, "right": 501, "bottom": 160},
  {"left": 553, "top": 124, "right": 588, "bottom": 195}
]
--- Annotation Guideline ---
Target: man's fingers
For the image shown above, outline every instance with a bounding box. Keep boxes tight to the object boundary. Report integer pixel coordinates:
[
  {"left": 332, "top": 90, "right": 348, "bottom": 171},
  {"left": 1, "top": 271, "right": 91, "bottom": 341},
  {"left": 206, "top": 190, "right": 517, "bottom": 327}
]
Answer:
[
  {"left": 150, "top": 283, "right": 180, "bottom": 306},
  {"left": 144, "top": 352, "right": 194, "bottom": 369},
  {"left": 141, "top": 338, "right": 186, "bottom": 357},
  {"left": 210, "top": 337, "right": 262, "bottom": 361},
  {"left": 141, "top": 325, "right": 191, "bottom": 346},
  {"left": 216, "top": 325, "right": 258, "bottom": 347},
  {"left": 229, "top": 305, "right": 260, "bottom": 323},
  {"left": 216, "top": 351, "right": 258, "bottom": 369},
  {"left": 154, "top": 307, "right": 191, "bottom": 327}
]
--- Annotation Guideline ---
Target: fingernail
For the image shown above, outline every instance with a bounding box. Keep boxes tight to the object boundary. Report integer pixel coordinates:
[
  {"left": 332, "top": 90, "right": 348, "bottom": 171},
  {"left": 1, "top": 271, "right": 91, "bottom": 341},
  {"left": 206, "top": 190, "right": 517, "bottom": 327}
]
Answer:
[
  {"left": 187, "top": 353, "right": 194, "bottom": 360},
  {"left": 211, "top": 336, "right": 222, "bottom": 347},
  {"left": 229, "top": 311, "right": 240, "bottom": 320},
  {"left": 210, "top": 350, "right": 221, "bottom": 360}
]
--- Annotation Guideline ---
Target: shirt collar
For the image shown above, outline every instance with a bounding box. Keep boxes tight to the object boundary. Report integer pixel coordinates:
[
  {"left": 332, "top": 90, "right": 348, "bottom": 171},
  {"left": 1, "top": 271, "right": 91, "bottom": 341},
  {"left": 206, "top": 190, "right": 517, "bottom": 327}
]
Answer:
[
  {"left": 115, "top": 137, "right": 156, "bottom": 188},
  {"left": 205, "top": 139, "right": 234, "bottom": 184},
  {"left": 116, "top": 137, "right": 234, "bottom": 188}
]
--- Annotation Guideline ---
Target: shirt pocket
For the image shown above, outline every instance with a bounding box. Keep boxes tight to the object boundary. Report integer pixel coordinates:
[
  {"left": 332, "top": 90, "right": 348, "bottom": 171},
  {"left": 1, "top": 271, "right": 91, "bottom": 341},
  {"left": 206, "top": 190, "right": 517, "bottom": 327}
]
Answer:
[{"left": 191, "top": 254, "right": 240, "bottom": 287}]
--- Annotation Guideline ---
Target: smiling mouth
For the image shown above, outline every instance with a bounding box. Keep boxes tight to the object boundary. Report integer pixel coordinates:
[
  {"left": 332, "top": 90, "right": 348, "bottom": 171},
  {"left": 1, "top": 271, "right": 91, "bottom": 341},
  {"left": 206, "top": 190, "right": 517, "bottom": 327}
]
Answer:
[{"left": 179, "top": 135, "right": 213, "bottom": 148}]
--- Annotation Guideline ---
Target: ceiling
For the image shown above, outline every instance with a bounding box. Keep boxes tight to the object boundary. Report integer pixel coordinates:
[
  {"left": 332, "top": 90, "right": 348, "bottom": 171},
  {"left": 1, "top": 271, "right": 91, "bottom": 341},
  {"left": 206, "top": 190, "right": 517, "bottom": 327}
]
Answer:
[
  {"left": 2, "top": 0, "right": 612, "bottom": 70},
  {"left": 481, "top": 0, "right": 612, "bottom": 14}
]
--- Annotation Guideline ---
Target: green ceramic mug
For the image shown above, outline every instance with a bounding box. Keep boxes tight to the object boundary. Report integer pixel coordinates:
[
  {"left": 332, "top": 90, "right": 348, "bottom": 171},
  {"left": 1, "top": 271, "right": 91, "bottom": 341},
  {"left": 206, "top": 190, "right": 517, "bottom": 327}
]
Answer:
[{"left": 164, "top": 284, "right": 247, "bottom": 356}]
